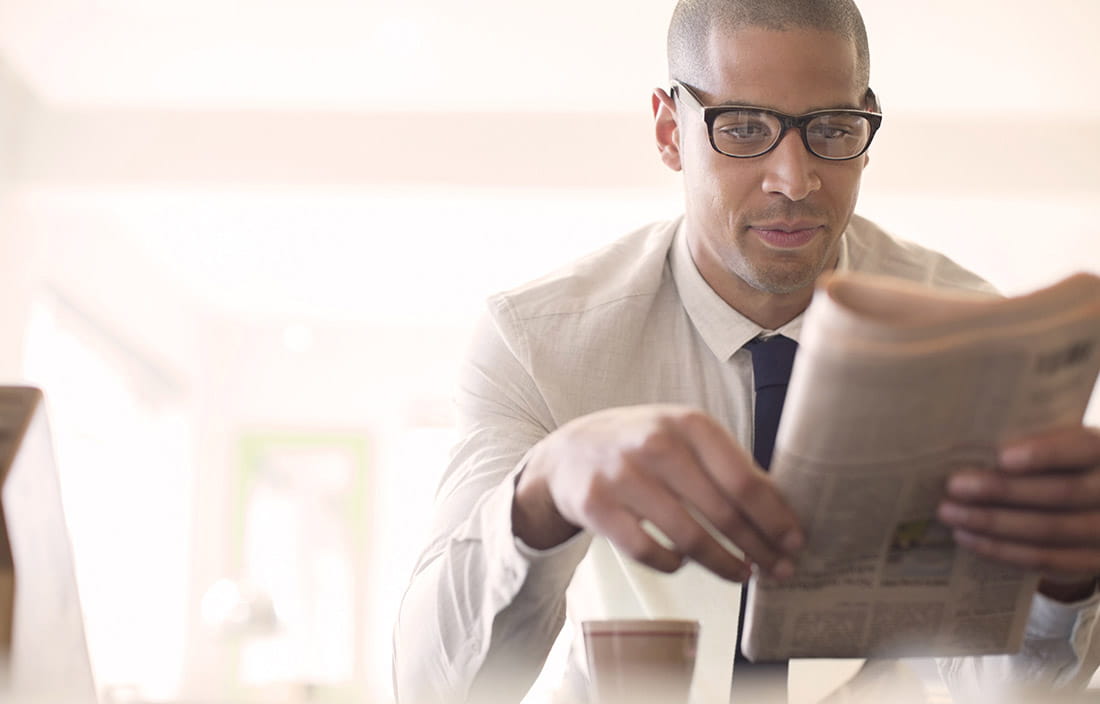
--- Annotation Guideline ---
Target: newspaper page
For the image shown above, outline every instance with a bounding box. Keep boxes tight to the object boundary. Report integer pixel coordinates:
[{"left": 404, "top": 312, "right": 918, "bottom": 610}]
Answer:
[{"left": 741, "top": 272, "right": 1100, "bottom": 662}]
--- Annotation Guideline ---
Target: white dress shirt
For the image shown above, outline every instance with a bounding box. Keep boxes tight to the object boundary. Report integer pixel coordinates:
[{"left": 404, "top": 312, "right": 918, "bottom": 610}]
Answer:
[{"left": 393, "top": 215, "right": 1100, "bottom": 704}]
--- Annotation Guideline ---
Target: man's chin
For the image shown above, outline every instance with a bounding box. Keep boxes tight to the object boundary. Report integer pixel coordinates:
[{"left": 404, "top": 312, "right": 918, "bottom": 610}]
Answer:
[{"left": 740, "top": 265, "right": 823, "bottom": 296}]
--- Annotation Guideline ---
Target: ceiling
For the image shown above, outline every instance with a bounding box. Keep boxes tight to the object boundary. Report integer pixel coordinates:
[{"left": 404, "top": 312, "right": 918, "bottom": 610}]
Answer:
[{"left": 1, "top": 0, "right": 1098, "bottom": 114}]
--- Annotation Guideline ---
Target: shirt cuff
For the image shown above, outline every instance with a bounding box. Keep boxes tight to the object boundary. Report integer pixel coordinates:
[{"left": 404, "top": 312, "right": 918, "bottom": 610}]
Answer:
[
  {"left": 515, "top": 526, "right": 592, "bottom": 561},
  {"left": 1027, "top": 588, "right": 1100, "bottom": 640},
  {"left": 508, "top": 456, "right": 593, "bottom": 580},
  {"left": 469, "top": 456, "right": 592, "bottom": 605}
]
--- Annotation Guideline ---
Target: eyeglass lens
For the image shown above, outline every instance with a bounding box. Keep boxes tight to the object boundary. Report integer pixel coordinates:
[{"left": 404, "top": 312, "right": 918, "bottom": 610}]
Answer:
[{"left": 711, "top": 109, "right": 873, "bottom": 159}]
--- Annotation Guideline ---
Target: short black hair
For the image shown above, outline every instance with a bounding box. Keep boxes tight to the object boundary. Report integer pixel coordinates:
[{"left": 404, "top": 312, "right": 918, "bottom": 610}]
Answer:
[{"left": 667, "top": 0, "right": 870, "bottom": 89}]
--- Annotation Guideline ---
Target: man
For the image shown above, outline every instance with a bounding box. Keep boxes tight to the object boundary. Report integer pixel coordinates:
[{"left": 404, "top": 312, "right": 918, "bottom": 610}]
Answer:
[{"left": 393, "top": 1, "right": 1100, "bottom": 702}]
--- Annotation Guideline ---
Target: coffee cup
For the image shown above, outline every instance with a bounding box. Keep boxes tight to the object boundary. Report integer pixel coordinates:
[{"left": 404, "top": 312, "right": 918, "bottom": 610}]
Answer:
[{"left": 582, "top": 619, "right": 699, "bottom": 704}]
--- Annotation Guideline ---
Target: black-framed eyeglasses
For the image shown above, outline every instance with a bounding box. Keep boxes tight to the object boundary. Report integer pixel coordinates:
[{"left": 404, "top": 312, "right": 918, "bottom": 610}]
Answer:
[{"left": 670, "top": 80, "right": 882, "bottom": 161}]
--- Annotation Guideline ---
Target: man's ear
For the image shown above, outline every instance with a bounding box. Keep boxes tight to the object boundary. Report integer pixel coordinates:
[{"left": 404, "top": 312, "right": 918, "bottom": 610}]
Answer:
[
  {"left": 861, "top": 87, "right": 880, "bottom": 169},
  {"left": 863, "top": 87, "right": 880, "bottom": 113},
  {"left": 652, "top": 88, "right": 682, "bottom": 172}
]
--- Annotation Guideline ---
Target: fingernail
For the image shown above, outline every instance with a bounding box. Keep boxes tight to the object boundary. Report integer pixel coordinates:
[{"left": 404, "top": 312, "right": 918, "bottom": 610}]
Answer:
[
  {"left": 1000, "top": 445, "right": 1031, "bottom": 471},
  {"left": 938, "top": 503, "right": 965, "bottom": 523},
  {"left": 947, "top": 474, "right": 983, "bottom": 497},
  {"left": 782, "top": 530, "right": 804, "bottom": 553},
  {"left": 951, "top": 528, "right": 977, "bottom": 548},
  {"left": 772, "top": 559, "right": 795, "bottom": 580}
]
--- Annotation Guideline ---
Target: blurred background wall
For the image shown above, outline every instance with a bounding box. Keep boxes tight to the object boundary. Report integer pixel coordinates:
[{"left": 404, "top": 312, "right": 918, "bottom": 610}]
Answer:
[{"left": 0, "top": 1, "right": 1097, "bottom": 703}]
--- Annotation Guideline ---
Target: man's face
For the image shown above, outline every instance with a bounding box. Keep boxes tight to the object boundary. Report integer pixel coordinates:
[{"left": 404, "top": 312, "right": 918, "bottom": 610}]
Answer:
[{"left": 658, "top": 27, "right": 869, "bottom": 302}]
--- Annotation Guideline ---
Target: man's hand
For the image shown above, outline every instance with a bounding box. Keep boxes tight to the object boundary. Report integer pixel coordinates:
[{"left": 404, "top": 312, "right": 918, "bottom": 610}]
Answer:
[
  {"left": 938, "top": 425, "right": 1100, "bottom": 601},
  {"left": 512, "top": 404, "right": 804, "bottom": 583}
]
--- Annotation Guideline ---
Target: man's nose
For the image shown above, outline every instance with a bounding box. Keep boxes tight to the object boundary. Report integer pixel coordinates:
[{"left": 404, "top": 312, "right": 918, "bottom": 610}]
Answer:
[{"left": 759, "top": 129, "right": 822, "bottom": 201}]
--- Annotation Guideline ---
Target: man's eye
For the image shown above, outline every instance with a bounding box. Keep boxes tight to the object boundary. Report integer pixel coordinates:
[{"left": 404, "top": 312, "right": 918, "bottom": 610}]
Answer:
[
  {"left": 715, "top": 117, "right": 773, "bottom": 142},
  {"left": 809, "top": 125, "right": 851, "bottom": 140},
  {"left": 809, "top": 115, "right": 865, "bottom": 141}
]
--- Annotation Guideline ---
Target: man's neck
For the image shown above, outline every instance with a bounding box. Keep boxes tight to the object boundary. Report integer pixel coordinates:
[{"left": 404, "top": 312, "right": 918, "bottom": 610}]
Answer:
[
  {"left": 725, "top": 283, "right": 814, "bottom": 331},
  {"left": 682, "top": 221, "right": 843, "bottom": 330},
  {"left": 690, "top": 252, "right": 828, "bottom": 330}
]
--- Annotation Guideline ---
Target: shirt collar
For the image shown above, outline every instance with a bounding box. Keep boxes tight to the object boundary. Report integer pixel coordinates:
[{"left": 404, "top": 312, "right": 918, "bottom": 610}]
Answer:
[{"left": 669, "top": 219, "right": 853, "bottom": 360}]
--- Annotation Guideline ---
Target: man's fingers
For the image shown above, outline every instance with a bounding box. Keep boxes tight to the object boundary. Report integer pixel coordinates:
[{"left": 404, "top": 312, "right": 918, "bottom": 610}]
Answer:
[
  {"left": 943, "top": 433, "right": 1100, "bottom": 583},
  {"left": 612, "top": 468, "right": 752, "bottom": 582},
  {"left": 673, "top": 410, "right": 804, "bottom": 554},
  {"left": 651, "top": 510, "right": 754, "bottom": 582},
  {"left": 710, "top": 504, "right": 796, "bottom": 578},
  {"left": 945, "top": 469, "right": 1100, "bottom": 510},
  {"left": 999, "top": 426, "right": 1100, "bottom": 473},
  {"left": 637, "top": 429, "right": 791, "bottom": 575},
  {"left": 938, "top": 501, "right": 1100, "bottom": 546},
  {"left": 543, "top": 405, "right": 801, "bottom": 583},
  {"left": 952, "top": 528, "right": 1100, "bottom": 577},
  {"left": 589, "top": 506, "right": 684, "bottom": 574}
]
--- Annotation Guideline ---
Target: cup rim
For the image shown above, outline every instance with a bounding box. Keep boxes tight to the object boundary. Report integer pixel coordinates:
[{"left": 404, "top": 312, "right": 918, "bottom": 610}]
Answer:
[{"left": 582, "top": 619, "right": 699, "bottom": 637}]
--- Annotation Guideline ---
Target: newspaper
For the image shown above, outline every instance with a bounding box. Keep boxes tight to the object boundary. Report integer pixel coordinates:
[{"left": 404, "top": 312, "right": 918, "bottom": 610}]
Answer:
[{"left": 741, "top": 271, "right": 1100, "bottom": 661}]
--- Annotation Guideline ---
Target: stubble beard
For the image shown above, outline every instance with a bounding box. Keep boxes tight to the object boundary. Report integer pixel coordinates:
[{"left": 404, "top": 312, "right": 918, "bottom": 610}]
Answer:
[
  {"left": 728, "top": 238, "right": 835, "bottom": 295},
  {"left": 724, "top": 200, "right": 839, "bottom": 294},
  {"left": 725, "top": 213, "right": 840, "bottom": 295}
]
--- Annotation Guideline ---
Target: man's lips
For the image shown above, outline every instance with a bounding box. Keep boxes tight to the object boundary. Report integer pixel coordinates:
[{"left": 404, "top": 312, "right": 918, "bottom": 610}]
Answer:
[{"left": 749, "top": 222, "right": 824, "bottom": 249}]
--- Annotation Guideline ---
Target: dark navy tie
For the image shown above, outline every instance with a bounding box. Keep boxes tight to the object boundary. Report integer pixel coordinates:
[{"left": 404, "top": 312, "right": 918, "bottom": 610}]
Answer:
[
  {"left": 731, "top": 334, "right": 798, "bottom": 702},
  {"left": 746, "top": 335, "right": 799, "bottom": 470}
]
